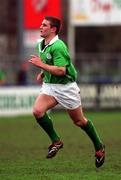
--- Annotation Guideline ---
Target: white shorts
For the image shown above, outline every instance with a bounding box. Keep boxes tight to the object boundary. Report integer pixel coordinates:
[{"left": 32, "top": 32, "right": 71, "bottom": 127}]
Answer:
[{"left": 40, "top": 82, "right": 81, "bottom": 109}]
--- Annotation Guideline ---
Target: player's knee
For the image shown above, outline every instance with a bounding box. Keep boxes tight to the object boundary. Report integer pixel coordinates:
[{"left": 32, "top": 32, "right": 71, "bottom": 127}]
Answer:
[
  {"left": 73, "top": 120, "right": 82, "bottom": 127},
  {"left": 33, "top": 107, "right": 43, "bottom": 118},
  {"left": 73, "top": 118, "right": 87, "bottom": 127}
]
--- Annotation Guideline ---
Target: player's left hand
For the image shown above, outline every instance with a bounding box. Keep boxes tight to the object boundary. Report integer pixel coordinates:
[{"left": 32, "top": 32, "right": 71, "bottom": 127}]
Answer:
[{"left": 28, "top": 55, "right": 44, "bottom": 68}]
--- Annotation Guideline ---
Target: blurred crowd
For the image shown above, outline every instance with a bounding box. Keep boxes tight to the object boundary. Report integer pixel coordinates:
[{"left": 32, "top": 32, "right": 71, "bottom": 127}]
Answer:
[{"left": 0, "top": 68, "right": 6, "bottom": 86}]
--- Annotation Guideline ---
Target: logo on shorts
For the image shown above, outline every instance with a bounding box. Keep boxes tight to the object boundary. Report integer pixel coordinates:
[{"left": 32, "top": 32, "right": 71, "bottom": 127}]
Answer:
[{"left": 68, "top": 104, "right": 73, "bottom": 108}]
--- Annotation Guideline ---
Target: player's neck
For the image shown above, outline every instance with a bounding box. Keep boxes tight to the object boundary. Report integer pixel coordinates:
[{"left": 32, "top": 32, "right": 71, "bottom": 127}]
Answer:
[{"left": 45, "top": 34, "right": 56, "bottom": 45}]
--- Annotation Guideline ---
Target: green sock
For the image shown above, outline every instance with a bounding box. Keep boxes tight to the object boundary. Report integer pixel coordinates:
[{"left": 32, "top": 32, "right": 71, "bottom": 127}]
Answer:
[
  {"left": 35, "top": 113, "right": 60, "bottom": 143},
  {"left": 81, "top": 120, "right": 103, "bottom": 151}
]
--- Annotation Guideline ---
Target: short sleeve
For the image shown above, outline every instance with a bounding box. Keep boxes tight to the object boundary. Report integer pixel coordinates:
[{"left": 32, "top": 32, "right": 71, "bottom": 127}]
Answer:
[{"left": 52, "top": 43, "right": 70, "bottom": 67}]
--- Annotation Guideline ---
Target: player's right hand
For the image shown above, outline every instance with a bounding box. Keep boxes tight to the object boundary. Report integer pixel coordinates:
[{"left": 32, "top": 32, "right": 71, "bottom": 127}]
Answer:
[{"left": 36, "top": 72, "right": 44, "bottom": 85}]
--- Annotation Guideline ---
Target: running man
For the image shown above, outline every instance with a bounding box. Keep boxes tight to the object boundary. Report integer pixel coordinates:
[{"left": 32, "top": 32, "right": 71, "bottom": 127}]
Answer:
[{"left": 28, "top": 16, "right": 105, "bottom": 168}]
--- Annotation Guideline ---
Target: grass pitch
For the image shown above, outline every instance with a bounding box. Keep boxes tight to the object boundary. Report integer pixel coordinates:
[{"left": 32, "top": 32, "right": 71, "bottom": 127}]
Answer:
[{"left": 0, "top": 110, "right": 121, "bottom": 180}]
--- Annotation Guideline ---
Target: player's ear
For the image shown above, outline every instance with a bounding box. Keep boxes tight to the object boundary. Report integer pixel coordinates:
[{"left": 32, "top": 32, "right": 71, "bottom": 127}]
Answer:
[{"left": 51, "top": 27, "right": 57, "bottom": 33}]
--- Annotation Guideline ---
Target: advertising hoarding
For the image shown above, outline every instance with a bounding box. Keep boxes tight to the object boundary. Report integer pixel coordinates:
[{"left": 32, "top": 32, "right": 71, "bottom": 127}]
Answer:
[{"left": 70, "top": 0, "right": 121, "bottom": 26}]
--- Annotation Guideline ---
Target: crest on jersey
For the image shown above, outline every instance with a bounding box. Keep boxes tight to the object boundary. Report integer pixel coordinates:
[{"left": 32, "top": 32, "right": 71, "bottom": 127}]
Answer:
[{"left": 46, "top": 53, "right": 52, "bottom": 60}]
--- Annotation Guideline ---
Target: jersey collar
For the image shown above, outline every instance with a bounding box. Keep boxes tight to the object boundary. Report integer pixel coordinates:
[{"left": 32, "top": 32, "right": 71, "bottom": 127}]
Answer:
[
  {"left": 48, "top": 35, "right": 59, "bottom": 45},
  {"left": 38, "top": 35, "right": 59, "bottom": 53}
]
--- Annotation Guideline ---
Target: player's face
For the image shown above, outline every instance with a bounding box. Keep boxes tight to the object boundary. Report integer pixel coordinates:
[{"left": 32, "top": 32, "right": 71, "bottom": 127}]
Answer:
[{"left": 40, "top": 19, "right": 53, "bottom": 38}]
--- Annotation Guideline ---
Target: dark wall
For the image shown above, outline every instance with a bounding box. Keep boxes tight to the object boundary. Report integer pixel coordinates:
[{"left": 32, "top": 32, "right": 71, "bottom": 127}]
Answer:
[
  {"left": 0, "top": 0, "right": 18, "bottom": 55},
  {"left": 0, "top": 0, "right": 17, "bottom": 34}
]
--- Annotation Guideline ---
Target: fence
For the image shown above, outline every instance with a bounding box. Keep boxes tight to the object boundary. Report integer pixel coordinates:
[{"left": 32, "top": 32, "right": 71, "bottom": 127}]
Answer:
[{"left": 0, "top": 53, "right": 121, "bottom": 85}]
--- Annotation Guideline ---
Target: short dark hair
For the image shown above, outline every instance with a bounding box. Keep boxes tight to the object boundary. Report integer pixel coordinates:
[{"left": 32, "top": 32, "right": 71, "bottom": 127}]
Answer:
[{"left": 45, "top": 16, "right": 61, "bottom": 34}]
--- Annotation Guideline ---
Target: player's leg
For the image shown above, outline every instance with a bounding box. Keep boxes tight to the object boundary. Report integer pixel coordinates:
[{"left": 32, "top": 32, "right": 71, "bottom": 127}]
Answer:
[
  {"left": 33, "top": 93, "right": 63, "bottom": 158},
  {"left": 67, "top": 106, "right": 105, "bottom": 167},
  {"left": 33, "top": 93, "right": 60, "bottom": 142},
  {"left": 67, "top": 106, "right": 103, "bottom": 150}
]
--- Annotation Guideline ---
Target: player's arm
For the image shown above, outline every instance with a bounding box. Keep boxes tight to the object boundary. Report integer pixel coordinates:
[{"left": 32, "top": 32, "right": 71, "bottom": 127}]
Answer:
[{"left": 28, "top": 55, "right": 66, "bottom": 76}]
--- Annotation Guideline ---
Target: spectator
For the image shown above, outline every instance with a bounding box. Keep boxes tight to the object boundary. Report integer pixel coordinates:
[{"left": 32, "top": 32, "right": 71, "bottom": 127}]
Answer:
[
  {"left": 17, "top": 62, "right": 28, "bottom": 85},
  {"left": 0, "top": 68, "right": 6, "bottom": 86}
]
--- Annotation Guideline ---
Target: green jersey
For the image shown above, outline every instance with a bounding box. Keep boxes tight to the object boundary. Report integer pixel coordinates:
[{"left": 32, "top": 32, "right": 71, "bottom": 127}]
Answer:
[{"left": 36, "top": 35, "right": 77, "bottom": 84}]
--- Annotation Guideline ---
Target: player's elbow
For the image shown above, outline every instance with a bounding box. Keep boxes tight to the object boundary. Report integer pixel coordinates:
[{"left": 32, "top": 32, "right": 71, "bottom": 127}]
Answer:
[{"left": 57, "top": 67, "right": 66, "bottom": 76}]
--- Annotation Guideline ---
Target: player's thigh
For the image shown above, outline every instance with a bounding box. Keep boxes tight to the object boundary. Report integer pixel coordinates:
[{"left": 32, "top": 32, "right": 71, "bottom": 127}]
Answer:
[
  {"left": 67, "top": 106, "right": 87, "bottom": 126},
  {"left": 33, "top": 93, "right": 58, "bottom": 113}
]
